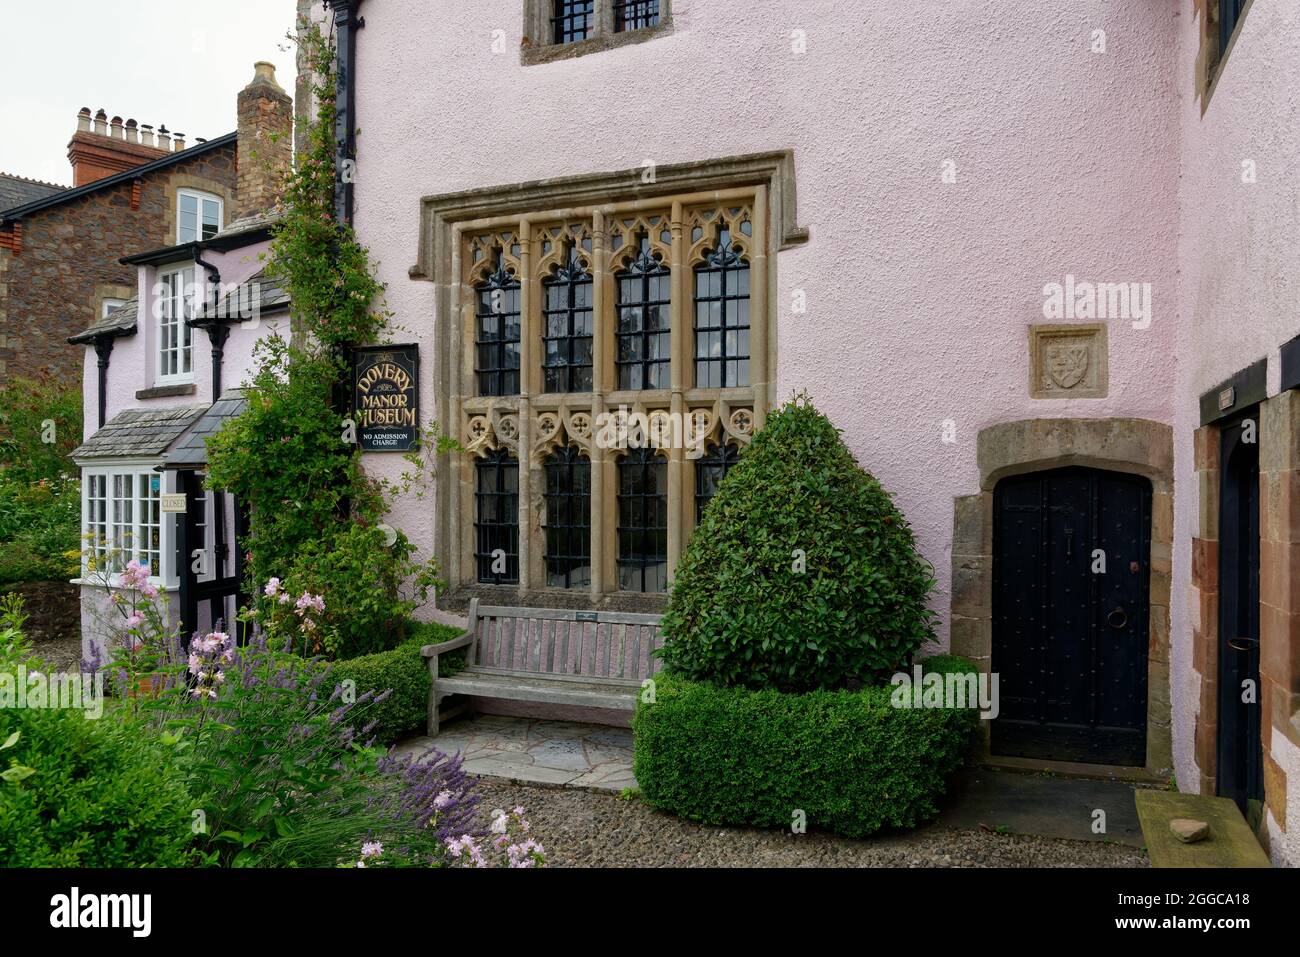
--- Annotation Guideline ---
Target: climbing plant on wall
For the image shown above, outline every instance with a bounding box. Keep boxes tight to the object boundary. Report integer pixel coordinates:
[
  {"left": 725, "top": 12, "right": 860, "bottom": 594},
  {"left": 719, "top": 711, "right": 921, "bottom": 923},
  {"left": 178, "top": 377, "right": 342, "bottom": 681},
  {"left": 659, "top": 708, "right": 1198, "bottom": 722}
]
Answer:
[{"left": 206, "top": 21, "right": 452, "bottom": 659}]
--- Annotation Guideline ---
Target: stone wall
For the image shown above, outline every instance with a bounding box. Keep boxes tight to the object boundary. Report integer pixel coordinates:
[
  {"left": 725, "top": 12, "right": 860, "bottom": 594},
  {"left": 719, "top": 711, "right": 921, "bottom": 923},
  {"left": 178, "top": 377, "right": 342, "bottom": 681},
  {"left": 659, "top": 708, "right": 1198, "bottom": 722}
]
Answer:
[{"left": 0, "top": 143, "right": 236, "bottom": 386}]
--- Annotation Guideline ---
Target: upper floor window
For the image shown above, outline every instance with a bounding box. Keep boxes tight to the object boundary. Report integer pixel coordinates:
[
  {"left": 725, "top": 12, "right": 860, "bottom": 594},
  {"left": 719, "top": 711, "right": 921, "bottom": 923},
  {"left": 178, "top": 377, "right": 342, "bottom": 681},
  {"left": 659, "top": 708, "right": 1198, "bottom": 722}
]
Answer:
[
  {"left": 614, "top": 0, "right": 659, "bottom": 31},
  {"left": 552, "top": 0, "right": 594, "bottom": 44},
  {"left": 157, "top": 265, "right": 194, "bottom": 382},
  {"left": 1197, "top": 0, "right": 1254, "bottom": 110},
  {"left": 101, "top": 298, "right": 126, "bottom": 318},
  {"left": 525, "top": 0, "right": 671, "bottom": 64},
  {"left": 178, "top": 189, "right": 223, "bottom": 244}
]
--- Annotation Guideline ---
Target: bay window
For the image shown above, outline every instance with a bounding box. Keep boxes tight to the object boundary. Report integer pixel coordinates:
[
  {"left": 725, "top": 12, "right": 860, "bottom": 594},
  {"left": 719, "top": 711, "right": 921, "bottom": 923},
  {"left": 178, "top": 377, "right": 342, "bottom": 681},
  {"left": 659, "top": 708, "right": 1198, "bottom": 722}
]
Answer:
[{"left": 82, "top": 466, "right": 172, "bottom": 582}]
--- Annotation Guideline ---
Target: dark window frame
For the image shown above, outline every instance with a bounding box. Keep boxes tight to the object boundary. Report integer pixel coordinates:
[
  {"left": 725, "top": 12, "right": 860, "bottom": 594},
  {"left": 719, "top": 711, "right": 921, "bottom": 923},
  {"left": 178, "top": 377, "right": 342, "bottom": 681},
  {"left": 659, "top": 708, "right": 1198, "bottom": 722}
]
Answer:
[
  {"left": 523, "top": 0, "right": 673, "bottom": 66},
  {"left": 615, "top": 233, "right": 671, "bottom": 391},
  {"left": 693, "top": 225, "right": 752, "bottom": 389},
  {"left": 617, "top": 447, "right": 668, "bottom": 593},
  {"left": 542, "top": 242, "right": 594, "bottom": 394},
  {"left": 475, "top": 449, "right": 520, "bottom": 585},
  {"left": 551, "top": 0, "right": 595, "bottom": 44},
  {"left": 544, "top": 446, "right": 592, "bottom": 589},
  {"left": 474, "top": 249, "right": 522, "bottom": 397},
  {"left": 613, "top": 0, "right": 660, "bottom": 32},
  {"left": 694, "top": 441, "right": 741, "bottom": 525}
]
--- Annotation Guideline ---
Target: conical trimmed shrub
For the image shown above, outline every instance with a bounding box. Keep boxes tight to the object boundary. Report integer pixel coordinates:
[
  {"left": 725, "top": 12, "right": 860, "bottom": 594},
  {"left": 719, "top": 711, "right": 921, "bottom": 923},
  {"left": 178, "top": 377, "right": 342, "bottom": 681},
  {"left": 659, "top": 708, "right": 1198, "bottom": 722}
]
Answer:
[{"left": 660, "top": 395, "right": 936, "bottom": 692}]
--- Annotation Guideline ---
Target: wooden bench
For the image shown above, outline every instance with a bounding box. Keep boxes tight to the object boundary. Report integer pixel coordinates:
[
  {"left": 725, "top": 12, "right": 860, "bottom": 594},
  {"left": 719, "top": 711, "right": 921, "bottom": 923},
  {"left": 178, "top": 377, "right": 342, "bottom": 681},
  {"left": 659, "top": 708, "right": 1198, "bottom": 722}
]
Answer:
[{"left": 420, "top": 599, "right": 665, "bottom": 735}]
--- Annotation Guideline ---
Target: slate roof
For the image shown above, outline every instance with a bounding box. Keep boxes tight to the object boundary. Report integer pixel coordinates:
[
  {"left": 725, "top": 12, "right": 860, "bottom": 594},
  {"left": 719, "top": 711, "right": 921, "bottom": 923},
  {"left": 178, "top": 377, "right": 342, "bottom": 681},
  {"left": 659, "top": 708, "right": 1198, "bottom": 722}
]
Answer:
[
  {"left": 71, "top": 405, "right": 206, "bottom": 461},
  {"left": 194, "top": 268, "right": 289, "bottom": 324},
  {"left": 68, "top": 296, "right": 139, "bottom": 344},
  {"left": 0, "top": 172, "right": 67, "bottom": 214},
  {"left": 162, "top": 390, "right": 249, "bottom": 469}
]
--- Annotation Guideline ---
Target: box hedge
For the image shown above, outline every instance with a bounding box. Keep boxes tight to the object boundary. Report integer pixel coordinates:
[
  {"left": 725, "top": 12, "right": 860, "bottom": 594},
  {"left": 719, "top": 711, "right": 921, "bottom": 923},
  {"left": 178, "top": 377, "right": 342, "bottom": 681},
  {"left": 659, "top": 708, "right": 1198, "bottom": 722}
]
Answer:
[
  {"left": 660, "top": 394, "right": 936, "bottom": 692},
  {"left": 632, "top": 657, "right": 980, "bottom": 838},
  {"left": 328, "top": 621, "right": 463, "bottom": 746}
]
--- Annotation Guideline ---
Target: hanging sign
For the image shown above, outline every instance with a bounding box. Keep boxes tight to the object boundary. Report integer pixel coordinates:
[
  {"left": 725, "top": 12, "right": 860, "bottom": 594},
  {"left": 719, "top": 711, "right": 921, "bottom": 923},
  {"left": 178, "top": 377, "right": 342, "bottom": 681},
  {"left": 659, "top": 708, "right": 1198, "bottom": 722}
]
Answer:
[
  {"left": 161, "top": 493, "right": 188, "bottom": 513},
  {"left": 352, "top": 345, "right": 419, "bottom": 452}
]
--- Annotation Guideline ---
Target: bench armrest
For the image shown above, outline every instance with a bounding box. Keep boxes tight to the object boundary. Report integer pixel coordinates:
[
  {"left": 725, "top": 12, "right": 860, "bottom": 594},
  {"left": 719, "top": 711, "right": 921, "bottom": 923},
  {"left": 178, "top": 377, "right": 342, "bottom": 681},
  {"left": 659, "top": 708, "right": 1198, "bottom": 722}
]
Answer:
[{"left": 420, "top": 630, "right": 475, "bottom": 659}]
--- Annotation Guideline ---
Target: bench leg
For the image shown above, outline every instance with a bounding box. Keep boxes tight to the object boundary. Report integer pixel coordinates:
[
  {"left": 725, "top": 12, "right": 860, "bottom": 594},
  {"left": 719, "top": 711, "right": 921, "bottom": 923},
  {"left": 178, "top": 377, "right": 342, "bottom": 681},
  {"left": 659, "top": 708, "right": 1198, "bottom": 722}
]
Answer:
[{"left": 426, "top": 657, "right": 440, "bottom": 737}]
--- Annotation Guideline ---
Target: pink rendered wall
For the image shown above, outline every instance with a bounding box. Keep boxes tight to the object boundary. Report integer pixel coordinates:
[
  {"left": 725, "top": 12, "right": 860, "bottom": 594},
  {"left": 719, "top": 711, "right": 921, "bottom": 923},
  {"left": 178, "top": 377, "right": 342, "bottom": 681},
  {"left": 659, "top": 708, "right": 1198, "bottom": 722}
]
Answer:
[
  {"left": 352, "top": 0, "right": 1181, "bottom": 639},
  {"left": 1174, "top": 2, "right": 1300, "bottom": 864},
  {"left": 79, "top": 239, "right": 278, "bottom": 434}
]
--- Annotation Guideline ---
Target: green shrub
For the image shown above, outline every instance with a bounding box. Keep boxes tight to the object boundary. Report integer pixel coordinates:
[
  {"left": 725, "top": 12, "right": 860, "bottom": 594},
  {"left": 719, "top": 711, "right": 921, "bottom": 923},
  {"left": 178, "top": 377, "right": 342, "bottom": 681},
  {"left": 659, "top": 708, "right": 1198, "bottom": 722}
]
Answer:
[
  {"left": 328, "top": 621, "right": 463, "bottom": 745},
  {"left": 632, "top": 658, "right": 979, "bottom": 838},
  {"left": 660, "top": 394, "right": 936, "bottom": 691},
  {"left": 0, "top": 375, "right": 82, "bottom": 484},
  {"left": 0, "top": 707, "right": 196, "bottom": 867}
]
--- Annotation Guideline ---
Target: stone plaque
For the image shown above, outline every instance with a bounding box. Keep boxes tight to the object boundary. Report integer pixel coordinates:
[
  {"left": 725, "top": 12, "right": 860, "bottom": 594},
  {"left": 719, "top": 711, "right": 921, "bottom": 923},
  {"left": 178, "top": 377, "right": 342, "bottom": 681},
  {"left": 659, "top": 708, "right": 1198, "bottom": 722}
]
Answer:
[{"left": 1028, "top": 323, "right": 1108, "bottom": 399}]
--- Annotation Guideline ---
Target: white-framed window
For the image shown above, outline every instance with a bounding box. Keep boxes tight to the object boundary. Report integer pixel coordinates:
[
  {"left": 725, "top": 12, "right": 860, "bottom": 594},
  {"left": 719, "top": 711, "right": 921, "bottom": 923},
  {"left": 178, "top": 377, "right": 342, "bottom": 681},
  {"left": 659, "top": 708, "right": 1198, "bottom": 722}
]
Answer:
[
  {"left": 101, "top": 298, "right": 126, "bottom": 318},
  {"left": 156, "top": 264, "right": 195, "bottom": 383},
  {"left": 177, "top": 189, "right": 223, "bottom": 244},
  {"left": 81, "top": 465, "right": 174, "bottom": 585}
]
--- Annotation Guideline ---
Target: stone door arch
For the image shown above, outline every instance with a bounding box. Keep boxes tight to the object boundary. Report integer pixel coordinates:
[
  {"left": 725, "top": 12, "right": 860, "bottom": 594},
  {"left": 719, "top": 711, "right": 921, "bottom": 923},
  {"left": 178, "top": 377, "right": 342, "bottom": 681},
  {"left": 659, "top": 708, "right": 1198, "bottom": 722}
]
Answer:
[{"left": 950, "top": 418, "right": 1173, "bottom": 775}]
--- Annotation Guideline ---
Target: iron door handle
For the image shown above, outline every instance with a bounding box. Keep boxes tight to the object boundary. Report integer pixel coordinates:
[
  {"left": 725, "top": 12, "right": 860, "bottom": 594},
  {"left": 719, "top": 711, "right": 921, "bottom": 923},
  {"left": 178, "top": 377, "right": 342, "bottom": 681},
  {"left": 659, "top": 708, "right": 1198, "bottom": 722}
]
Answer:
[
  {"left": 1227, "top": 636, "right": 1259, "bottom": 652},
  {"left": 1107, "top": 607, "right": 1128, "bottom": 630}
]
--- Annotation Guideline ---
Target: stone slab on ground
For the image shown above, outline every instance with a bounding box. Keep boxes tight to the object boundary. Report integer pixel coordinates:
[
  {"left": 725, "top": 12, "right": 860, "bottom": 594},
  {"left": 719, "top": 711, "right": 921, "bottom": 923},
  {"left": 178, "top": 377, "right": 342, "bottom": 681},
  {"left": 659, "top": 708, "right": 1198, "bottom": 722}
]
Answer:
[
  {"left": 397, "top": 715, "right": 636, "bottom": 792},
  {"left": 935, "top": 768, "right": 1148, "bottom": 847},
  {"left": 1134, "top": 790, "right": 1271, "bottom": 868}
]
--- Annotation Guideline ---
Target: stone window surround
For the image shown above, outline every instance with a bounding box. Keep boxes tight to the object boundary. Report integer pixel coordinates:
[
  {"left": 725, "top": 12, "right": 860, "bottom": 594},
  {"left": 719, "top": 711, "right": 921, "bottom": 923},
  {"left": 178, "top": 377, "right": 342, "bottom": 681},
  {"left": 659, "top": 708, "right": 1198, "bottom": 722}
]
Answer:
[
  {"left": 950, "top": 417, "right": 1174, "bottom": 777},
  {"left": 1196, "top": 0, "right": 1255, "bottom": 114},
  {"left": 521, "top": 0, "right": 673, "bottom": 66},
  {"left": 1191, "top": 390, "right": 1300, "bottom": 838},
  {"left": 90, "top": 283, "right": 135, "bottom": 324},
  {"left": 162, "top": 174, "right": 233, "bottom": 250},
  {"left": 409, "top": 151, "right": 806, "bottom": 610}
]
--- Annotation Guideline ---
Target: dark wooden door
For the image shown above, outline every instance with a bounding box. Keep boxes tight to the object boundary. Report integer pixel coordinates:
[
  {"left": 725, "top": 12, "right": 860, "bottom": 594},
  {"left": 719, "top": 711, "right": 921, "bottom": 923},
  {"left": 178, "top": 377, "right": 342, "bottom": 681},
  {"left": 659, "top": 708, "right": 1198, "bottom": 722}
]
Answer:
[
  {"left": 1217, "top": 415, "right": 1263, "bottom": 812},
  {"left": 992, "top": 467, "right": 1151, "bottom": 766}
]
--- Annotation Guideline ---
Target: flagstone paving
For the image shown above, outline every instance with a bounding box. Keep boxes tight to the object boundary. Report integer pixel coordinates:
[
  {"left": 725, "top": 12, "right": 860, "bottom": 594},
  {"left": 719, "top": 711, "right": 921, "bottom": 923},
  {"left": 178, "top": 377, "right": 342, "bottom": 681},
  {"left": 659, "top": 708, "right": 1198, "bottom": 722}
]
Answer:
[{"left": 397, "top": 715, "right": 637, "bottom": 792}]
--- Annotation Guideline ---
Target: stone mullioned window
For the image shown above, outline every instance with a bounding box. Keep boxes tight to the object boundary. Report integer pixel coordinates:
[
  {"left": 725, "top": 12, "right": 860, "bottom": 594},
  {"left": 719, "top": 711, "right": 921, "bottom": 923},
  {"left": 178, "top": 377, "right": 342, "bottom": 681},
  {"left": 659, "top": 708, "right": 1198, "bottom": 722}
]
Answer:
[
  {"left": 450, "top": 188, "right": 771, "bottom": 603},
  {"left": 522, "top": 0, "right": 672, "bottom": 66}
]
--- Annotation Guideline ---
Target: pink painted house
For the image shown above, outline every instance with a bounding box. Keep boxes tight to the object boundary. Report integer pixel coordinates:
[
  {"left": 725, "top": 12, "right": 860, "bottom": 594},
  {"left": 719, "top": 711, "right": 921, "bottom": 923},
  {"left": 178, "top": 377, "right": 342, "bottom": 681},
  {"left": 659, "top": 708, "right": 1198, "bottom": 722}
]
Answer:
[
  {"left": 70, "top": 64, "right": 293, "bottom": 665},
  {"left": 316, "top": 0, "right": 1299, "bottom": 863}
]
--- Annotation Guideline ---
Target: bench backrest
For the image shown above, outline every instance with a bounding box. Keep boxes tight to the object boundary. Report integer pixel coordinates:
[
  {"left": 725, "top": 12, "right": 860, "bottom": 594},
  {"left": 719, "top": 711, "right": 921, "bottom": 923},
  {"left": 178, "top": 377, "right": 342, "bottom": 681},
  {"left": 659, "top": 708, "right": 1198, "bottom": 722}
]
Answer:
[{"left": 466, "top": 602, "right": 664, "bottom": 686}]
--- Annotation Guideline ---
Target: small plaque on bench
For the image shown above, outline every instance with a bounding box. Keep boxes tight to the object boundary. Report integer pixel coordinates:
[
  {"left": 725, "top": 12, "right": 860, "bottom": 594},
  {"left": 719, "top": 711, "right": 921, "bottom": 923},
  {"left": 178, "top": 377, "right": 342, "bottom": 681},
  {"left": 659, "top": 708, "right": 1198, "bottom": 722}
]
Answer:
[{"left": 575, "top": 611, "right": 598, "bottom": 622}]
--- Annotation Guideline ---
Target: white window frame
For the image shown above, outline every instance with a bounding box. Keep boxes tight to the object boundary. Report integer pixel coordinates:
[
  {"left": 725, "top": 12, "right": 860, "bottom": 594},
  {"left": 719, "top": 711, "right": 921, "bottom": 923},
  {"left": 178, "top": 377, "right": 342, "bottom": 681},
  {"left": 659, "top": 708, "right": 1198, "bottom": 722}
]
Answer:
[
  {"left": 79, "top": 462, "right": 177, "bottom": 588},
  {"left": 101, "top": 298, "right": 126, "bottom": 318},
  {"left": 155, "top": 263, "right": 196, "bottom": 385},
  {"left": 176, "top": 188, "right": 224, "bottom": 245}
]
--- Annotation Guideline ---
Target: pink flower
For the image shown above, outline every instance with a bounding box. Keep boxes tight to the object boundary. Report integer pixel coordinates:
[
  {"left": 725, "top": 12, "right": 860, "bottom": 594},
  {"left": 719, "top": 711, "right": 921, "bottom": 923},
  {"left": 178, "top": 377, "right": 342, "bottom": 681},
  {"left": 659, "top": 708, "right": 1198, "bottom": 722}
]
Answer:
[
  {"left": 125, "top": 612, "right": 145, "bottom": 629},
  {"left": 361, "top": 841, "right": 383, "bottom": 859},
  {"left": 264, "top": 577, "right": 282, "bottom": 597}
]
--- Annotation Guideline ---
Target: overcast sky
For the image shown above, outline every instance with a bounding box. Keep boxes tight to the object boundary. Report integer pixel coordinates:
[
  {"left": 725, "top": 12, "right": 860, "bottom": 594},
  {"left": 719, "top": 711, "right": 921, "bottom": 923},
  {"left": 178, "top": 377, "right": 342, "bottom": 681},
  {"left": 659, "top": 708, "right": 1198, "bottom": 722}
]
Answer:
[{"left": 1, "top": 0, "right": 299, "bottom": 185}]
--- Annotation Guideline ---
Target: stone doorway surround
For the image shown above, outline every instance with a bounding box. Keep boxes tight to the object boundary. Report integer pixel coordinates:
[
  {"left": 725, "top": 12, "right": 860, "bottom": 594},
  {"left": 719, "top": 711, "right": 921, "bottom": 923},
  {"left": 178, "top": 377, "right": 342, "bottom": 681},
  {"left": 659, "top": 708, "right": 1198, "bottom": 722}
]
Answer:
[
  {"left": 950, "top": 418, "right": 1174, "bottom": 777},
  {"left": 1192, "top": 390, "right": 1300, "bottom": 841}
]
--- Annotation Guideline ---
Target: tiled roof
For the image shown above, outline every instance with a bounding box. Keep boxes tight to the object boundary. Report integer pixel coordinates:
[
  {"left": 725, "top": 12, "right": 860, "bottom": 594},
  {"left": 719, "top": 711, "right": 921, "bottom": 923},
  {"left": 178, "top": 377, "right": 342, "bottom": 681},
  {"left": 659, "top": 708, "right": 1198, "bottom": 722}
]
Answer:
[
  {"left": 68, "top": 296, "right": 139, "bottom": 344},
  {"left": 71, "top": 405, "right": 206, "bottom": 461},
  {"left": 162, "top": 390, "right": 249, "bottom": 469},
  {"left": 194, "top": 267, "right": 289, "bottom": 323},
  {"left": 0, "top": 172, "right": 67, "bottom": 214}
]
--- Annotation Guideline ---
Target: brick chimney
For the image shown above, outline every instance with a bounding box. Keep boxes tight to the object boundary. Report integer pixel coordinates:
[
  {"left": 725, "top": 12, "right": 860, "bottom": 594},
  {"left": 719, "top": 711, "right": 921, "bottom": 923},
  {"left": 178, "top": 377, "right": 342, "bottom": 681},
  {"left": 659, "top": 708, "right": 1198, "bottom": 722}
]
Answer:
[
  {"left": 235, "top": 62, "right": 293, "bottom": 219},
  {"left": 67, "top": 107, "right": 171, "bottom": 186}
]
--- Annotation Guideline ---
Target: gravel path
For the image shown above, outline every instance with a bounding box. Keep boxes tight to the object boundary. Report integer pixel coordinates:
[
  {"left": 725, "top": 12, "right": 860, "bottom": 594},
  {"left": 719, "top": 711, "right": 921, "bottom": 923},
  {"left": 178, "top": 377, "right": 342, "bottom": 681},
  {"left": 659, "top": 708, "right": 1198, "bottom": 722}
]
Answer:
[{"left": 474, "top": 780, "right": 1149, "bottom": 868}]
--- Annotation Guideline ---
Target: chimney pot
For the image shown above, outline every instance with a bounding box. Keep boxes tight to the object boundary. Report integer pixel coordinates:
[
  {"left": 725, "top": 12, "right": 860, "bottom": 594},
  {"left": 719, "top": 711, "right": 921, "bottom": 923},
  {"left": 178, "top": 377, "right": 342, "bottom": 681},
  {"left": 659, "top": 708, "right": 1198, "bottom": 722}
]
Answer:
[
  {"left": 157, "top": 128, "right": 171, "bottom": 150},
  {"left": 139, "top": 124, "right": 154, "bottom": 148},
  {"left": 125, "top": 119, "right": 139, "bottom": 144},
  {"left": 93, "top": 110, "right": 107, "bottom": 135},
  {"left": 250, "top": 60, "right": 282, "bottom": 89},
  {"left": 110, "top": 116, "right": 124, "bottom": 139},
  {"left": 76, "top": 108, "right": 92, "bottom": 133}
]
